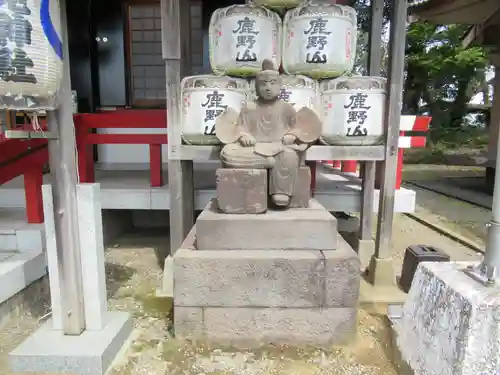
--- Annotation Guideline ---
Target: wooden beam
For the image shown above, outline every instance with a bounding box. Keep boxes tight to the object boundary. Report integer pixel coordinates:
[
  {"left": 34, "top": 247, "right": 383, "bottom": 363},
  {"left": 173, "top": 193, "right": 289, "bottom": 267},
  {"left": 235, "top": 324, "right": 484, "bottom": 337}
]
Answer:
[
  {"left": 162, "top": 0, "right": 195, "bottom": 253},
  {"left": 359, "top": 0, "right": 384, "bottom": 250}
]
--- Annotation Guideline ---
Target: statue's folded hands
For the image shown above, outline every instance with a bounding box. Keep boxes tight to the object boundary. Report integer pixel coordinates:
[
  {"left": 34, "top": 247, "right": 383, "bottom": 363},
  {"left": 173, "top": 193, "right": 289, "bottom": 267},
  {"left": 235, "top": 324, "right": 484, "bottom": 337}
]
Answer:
[{"left": 238, "top": 133, "right": 257, "bottom": 147}]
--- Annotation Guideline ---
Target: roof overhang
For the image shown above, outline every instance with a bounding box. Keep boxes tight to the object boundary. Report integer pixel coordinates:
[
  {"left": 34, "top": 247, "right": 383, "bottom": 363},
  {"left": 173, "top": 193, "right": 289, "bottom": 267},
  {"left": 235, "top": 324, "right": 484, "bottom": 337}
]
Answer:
[
  {"left": 462, "top": 7, "right": 500, "bottom": 48},
  {"left": 410, "top": 0, "right": 500, "bottom": 24}
]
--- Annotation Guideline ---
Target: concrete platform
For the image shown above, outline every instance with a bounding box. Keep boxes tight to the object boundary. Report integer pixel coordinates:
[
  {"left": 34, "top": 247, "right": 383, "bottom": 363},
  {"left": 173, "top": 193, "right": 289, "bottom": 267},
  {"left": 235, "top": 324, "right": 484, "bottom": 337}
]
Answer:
[
  {"left": 174, "top": 228, "right": 359, "bottom": 308},
  {"left": 197, "top": 199, "right": 338, "bottom": 250},
  {"left": 173, "top": 227, "right": 360, "bottom": 347},
  {"left": 9, "top": 311, "right": 133, "bottom": 375},
  {"left": 175, "top": 306, "right": 357, "bottom": 348},
  {"left": 0, "top": 163, "right": 417, "bottom": 213},
  {"left": 394, "top": 261, "right": 500, "bottom": 375},
  {"left": 0, "top": 208, "right": 47, "bottom": 307}
]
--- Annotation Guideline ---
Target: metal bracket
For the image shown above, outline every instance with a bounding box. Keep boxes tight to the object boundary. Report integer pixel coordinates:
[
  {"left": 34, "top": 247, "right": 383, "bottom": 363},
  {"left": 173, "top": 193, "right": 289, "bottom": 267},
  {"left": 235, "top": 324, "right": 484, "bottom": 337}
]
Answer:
[
  {"left": 3, "top": 130, "right": 59, "bottom": 140},
  {"left": 463, "top": 262, "right": 497, "bottom": 287}
]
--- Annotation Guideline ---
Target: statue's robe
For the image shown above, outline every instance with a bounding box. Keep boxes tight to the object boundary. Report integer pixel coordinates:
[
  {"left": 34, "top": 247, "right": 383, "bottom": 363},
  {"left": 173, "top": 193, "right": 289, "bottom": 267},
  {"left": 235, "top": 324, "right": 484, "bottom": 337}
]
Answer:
[{"left": 220, "top": 100, "right": 308, "bottom": 198}]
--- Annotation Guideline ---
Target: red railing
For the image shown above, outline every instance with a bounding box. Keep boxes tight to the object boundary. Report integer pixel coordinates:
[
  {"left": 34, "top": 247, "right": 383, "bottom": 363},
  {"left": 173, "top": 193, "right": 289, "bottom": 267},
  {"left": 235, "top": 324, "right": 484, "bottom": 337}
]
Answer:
[
  {"left": 74, "top": 109, "right": 168, "bottom": 187},
  {"left": 0, "top": 133, "right": 48, "bottom": 224}
]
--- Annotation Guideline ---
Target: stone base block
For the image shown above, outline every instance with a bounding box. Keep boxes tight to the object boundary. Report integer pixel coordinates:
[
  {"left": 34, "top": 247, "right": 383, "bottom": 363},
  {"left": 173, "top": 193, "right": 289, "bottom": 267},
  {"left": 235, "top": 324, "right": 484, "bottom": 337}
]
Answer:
[
  {"left": 9, "top": 311, "right": 132, "bottom": 375},
  {"left": 197, "top": 199, "right": 338, "bottom": 250},
  {"left": 174, "top": 306, "right": 357, "bottom": 348},
  {"left": 216, "top": 168, "right": 267, "bottom": 214},
  {"left": 366, "top": 256, "right": 397, "bottom": 286},
  {"left": 395, "top": 261, "right": 500, "bottom": 375},
  {"left": 290, "top": 166, "right": 311, "bottom": 208},
  {"left": 174, "top": 233, "right": 360, "bottom": 308}
]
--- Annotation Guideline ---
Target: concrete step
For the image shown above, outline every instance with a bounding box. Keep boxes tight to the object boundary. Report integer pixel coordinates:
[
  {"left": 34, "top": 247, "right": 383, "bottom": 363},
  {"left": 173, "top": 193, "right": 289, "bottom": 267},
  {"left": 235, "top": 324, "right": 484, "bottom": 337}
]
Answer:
[
  {"left": 197, "top": 199, "right": 339, "bottom": 251},
  {"left": 0, "top": 208, "right": 44, "bottom": 252},
  {"left": 0, "top": 209, "right": 47, "bottom": 330}
]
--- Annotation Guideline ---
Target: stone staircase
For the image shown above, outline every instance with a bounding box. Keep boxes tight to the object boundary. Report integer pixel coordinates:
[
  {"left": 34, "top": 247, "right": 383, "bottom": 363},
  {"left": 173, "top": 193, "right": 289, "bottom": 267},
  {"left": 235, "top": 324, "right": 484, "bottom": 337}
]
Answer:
[{"left": 0, "top": 208, "right": 47, "bottom": 327}]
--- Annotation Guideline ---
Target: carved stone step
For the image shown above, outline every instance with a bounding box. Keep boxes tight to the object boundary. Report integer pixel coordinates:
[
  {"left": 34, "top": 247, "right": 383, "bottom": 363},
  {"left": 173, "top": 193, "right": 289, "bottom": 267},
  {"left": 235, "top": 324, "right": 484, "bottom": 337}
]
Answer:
[
  {"left": 173, "top": 228, "right": 360, "bottom": 347},
  {"left": 174, "top": 230, "right": 359, "bottom": 308},
  {"left": 196, "top": 199, "right": 338, "bottom": 251}
]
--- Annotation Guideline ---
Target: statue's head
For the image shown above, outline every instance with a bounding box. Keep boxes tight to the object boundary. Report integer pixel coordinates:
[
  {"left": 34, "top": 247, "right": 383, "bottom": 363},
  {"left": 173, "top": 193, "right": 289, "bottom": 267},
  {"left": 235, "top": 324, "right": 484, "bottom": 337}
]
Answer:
[{"left": 255, "top": 59, "right": 281, "bottom": 102}]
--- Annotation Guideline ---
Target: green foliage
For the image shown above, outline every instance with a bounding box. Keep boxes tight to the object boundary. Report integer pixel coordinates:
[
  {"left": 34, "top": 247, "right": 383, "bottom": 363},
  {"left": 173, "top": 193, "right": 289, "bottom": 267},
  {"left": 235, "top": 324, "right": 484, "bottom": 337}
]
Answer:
[
  {"left": 404, "top": 22, "right": 488, "bottom": 129},
  {"left": 353, "top": 0, "right": 490, "bottom": 135}
]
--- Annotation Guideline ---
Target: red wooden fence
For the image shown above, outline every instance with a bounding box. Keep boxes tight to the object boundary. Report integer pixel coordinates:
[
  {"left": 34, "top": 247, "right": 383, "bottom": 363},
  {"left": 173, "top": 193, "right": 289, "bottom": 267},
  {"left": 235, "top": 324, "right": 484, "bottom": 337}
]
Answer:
[{"left": 74, "top": 109, "right": 168, "bottom": 187}]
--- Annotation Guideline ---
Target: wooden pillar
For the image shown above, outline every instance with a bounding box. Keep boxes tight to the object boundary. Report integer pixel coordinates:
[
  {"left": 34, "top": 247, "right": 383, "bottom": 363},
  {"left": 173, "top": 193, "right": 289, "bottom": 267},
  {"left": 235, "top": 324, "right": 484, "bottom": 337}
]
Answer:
[
  {"left": 357, "top": 0, "right": 383, "bottom": 258},
  {"left": 47, "top": 0, "right": 86, "bottom": 334},
  {"left": 162, "top": 0, "right": 194, "bottom": 254},
  {"left": 369, "top": 0, "right": 408, "bottom": 286}
]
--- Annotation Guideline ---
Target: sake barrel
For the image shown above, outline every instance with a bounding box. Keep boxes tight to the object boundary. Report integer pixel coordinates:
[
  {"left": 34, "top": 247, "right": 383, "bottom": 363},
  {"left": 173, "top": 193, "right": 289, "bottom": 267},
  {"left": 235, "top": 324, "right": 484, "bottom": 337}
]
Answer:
[
  {"left": 209, "top": 5, "right": 282, "bottom": 77},
  {"left": 320, "top": 76, "right": 386, "bottom": 146},
  {"left": 282, "top": 3, "right": 357, "bottom": 79},
  {"left": 0, "top": 0, "right": 63, "bottom": 110},
  {"left": 181, "top": 75, "right": 249, "bottom": 145},
  {"left": 247, "top": 0, "right": 305, "bottom": 10},
  {"left": 249, "top": 75, "right": 319, "bottom": 112}
]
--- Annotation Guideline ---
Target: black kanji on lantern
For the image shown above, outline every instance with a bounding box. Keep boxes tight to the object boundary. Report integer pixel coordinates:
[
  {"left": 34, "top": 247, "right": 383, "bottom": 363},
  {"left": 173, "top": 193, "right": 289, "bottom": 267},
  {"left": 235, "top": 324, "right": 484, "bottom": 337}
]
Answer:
[
  {"left": 233, "top": 16, "right": 259, "bottom": 63},
  {"left": 0, "top": 0, "right": 36, "bottom": 83},
  {"left": 344, "top": 93, "right": 371, "bottom": 137},
  {"left": 304, "top": 17, "right": 330, "bottom": 65},
  {"left": 201, "top": 90, "right": 228, "bottom": 135}
]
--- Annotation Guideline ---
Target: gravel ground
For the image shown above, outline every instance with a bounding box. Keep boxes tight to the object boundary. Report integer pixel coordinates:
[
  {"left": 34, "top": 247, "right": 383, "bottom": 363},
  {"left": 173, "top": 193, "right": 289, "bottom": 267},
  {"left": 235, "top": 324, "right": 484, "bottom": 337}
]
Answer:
[
  {"left": 105, "top": 217, "right": 480, "bottom": 375},
  {"left": 403, "top": 164, "right": 490, "bottom": 248},
  {"left": 0, "top": 164, "right": 486, "bottom": 374},
  {"left": 105, "top": 231, "right": 399, "bottom": 375}
]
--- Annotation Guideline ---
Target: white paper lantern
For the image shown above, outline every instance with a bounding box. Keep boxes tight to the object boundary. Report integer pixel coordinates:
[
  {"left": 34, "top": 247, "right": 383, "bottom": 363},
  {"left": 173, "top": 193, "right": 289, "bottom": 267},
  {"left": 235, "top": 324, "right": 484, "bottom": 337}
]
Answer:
[
  {"left": 249, "top": 74, "right": 319, "bottom": 113},
  {"left": 209, "top": 5, "right": 282, "bottom": 77},
  {"left": 181, "top": 75, "right": 250, "bottom": 145},
  {"left": 320, "top": 76, "right": 386, "bottom": 146},
  {"left": 283, "top": 3, "right": 357, "bottom": 79},
  {"left": 0, "top": 0, "right": 63, "bottom": 110}
]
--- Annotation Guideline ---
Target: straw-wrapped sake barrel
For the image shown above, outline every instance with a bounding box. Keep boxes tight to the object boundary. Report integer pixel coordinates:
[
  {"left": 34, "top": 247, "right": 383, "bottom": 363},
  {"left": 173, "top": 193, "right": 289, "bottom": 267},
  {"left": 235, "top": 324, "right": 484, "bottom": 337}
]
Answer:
[
  {"left": 320, "top": 76, "right": 386, "bottom": 146},
  {"left": 247, "top": 0, "right": 305, "bottom": 10},
  {"left": 282, "top": 3, "right": 357, "bottom": 79},
  {"left": 249, "top": 75, "right": 319, "bottom": 112},
  {"left": 209, "top": 5, "right": 282, "bottom": 77},
  {"left": 181, "top": 75, "right": 250, "bottom": 145}
]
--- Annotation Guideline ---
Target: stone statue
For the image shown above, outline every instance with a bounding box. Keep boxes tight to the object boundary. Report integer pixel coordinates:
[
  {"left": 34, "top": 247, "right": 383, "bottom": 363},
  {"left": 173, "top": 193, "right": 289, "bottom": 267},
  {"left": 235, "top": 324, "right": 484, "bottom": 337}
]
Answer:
[{"left": 215, "top": 59, "right": 322, "bottom": 208}]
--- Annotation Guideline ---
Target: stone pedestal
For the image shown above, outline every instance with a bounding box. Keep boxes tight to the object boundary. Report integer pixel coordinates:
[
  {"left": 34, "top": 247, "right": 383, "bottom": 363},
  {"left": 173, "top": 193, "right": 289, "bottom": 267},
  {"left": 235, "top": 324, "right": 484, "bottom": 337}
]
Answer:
[
  {"left": 395, "top": 261, "right": 500, "bottom": 375},
  {"left": 216, "top": 169, "right": 268, "bottom": 214},
  {"left": 197, "top": 199, "right": 338, "bottom": 251},
  {"left": 173, "top": 199, "right": 360, "bottom": 348},
  {"left": 215, "top": 166, "right": 312, "bottom": 214}
]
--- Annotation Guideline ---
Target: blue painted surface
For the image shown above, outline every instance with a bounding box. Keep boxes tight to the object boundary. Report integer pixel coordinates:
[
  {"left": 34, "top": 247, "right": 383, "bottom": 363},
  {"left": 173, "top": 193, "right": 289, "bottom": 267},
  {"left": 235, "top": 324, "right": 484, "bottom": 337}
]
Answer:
[{"left": 40, "top": 0, "right": 63, "bottom": 59}]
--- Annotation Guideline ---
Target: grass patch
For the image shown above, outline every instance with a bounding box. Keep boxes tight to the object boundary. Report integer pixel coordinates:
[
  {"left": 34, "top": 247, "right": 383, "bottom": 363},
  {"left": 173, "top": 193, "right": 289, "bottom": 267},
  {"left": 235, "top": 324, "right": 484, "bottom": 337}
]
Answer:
[{"left": 404, "top": 126, "right": 488, "bottom": 165}]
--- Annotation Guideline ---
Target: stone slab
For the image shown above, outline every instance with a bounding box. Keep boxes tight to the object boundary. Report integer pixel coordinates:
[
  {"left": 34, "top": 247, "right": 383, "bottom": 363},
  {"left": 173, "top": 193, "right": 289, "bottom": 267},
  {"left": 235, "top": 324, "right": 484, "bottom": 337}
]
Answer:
[
  {"left": 174, "top": 233, "right": 359, "bottom": 308},
  {"left": 216, "top": 168, "right": 267, "bottom": 214},
  {"left": 290, "top": 166, "right": 311, "bottom": 208},
  {"left": 196, "top": 199, "right": 338, "bottom": 250},
  {"left": 9, "top": 311, "right": 133, "bottom": 375},
  {"left": 395, "top": 261, "right": 500, "bottom": 375},
  {"left": 174, "top": 306, "right": 356, "bottom": 348}
]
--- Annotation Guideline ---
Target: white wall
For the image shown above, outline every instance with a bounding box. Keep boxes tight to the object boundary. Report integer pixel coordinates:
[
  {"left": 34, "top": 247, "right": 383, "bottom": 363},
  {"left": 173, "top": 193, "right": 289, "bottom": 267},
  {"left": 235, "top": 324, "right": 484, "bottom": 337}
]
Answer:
[{"left": 97, "top": 128, "right": 168, "bottom": 165}]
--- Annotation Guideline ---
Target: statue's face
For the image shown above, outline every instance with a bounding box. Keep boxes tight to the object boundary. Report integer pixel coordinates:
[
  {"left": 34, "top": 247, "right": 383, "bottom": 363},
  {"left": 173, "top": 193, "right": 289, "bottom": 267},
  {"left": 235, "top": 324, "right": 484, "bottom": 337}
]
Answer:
[{"left": 256, "top": 73, "right": 281, "bottom": 101}]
